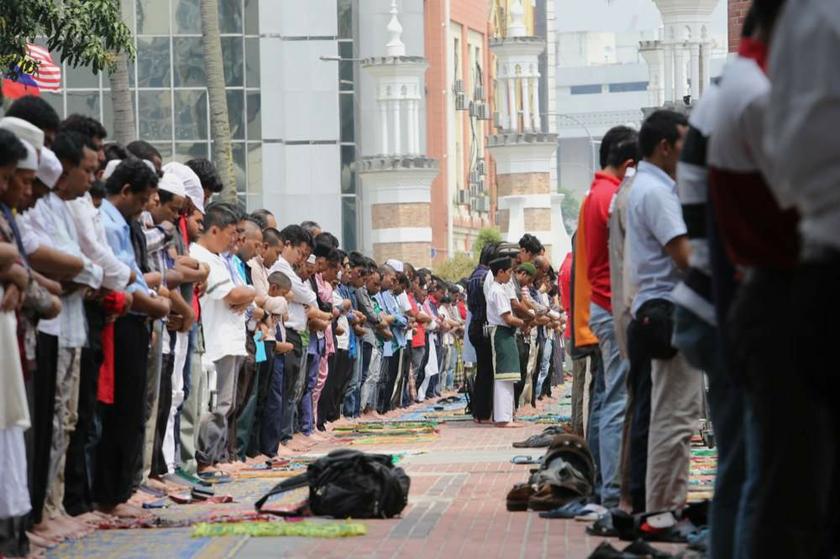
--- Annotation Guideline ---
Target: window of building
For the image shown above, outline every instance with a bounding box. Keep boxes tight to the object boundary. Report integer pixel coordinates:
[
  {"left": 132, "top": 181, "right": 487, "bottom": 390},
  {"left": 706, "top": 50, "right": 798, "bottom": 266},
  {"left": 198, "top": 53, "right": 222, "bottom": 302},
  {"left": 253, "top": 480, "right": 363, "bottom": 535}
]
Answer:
[
  {"left": 43, "top": 0, "right": 262, "bottom": 209},
  {"left": 570, "top": 84, "right": 602, "bottom": 95},
  {"left": 608, "top": 81, "right": 649, "bottom": 93},
  {"left": 338, "top": 0, "right": 357, "bottom": 250}
]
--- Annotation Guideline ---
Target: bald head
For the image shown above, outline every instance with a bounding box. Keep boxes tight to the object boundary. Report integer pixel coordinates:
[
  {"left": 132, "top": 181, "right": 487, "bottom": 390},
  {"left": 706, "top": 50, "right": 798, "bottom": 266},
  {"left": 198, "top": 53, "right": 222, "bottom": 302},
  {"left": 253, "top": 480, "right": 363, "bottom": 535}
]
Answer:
[
  {"left": 238, "top": 218, "right": 264, "bottom": 261},
  {"left": 534, "top": 255, "right": 550, "bottom": 278}
]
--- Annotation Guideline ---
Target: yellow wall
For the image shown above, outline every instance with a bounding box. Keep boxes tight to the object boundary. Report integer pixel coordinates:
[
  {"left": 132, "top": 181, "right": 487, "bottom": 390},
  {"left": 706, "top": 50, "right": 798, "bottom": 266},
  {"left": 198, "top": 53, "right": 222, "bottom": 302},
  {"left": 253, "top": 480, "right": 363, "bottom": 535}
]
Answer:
[{"left": 491, "top": 0, "right": 535, "bottom": 37}]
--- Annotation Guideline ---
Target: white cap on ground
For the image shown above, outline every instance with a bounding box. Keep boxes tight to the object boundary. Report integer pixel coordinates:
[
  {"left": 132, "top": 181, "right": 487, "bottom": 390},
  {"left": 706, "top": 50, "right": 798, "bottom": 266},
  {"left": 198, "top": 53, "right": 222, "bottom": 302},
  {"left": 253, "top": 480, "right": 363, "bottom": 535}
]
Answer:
[
  {"left": 36, "top": 147, "right": 62, "bottom": 188},
  {"left": 158, "top": 172, "right": 186, "bottom": 198},
  {"left": 18, "top": 140, "right": 38, "bottom": 171},
  {"left": 102, "top": 159, "right": 121, "bottom": 181},
  {"left": 385, "top": 259, "right": 404, "bottom": 273},
  {"left": 162, "top": 161, "right": 204, "bottom": 214},
  {"left": 0, "top": 116, "right": 44, "bottom": 151}
]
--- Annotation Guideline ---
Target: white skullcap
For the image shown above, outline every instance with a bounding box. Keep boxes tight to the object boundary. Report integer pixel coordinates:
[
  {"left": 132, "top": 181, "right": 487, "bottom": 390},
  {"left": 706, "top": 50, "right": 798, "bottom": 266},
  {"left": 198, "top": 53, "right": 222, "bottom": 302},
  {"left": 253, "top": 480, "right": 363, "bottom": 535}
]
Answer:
[
  {"left": 102, "top": 159, "right": 121, "bottom": 181},
  {"left": 158, "top": 172, "right": 186, "bottom": 197},
  {"left": 385, "top": 259, "right": 404, "bottom": 273},
  {"left": 0, "top": 116, "right": 44, "bottom": 151},
  {"left": 162, "top": 161, "right": 204, "bottom": 214},
  {"left": 141, "top": 159, "right": 157, "bottom": 174},
  {"left": 18, "top": 140, "right": 38, "bottom": 171},
  {"left": 36, "top": 147, "right": 62, "bottom": 188}
]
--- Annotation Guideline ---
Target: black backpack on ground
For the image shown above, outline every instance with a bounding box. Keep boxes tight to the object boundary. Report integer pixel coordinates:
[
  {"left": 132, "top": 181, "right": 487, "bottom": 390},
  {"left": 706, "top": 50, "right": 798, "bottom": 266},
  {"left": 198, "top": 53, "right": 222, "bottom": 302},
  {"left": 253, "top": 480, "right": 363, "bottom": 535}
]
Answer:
[{"left": 255, "top": 449, "right": 411, "bottom": 519}]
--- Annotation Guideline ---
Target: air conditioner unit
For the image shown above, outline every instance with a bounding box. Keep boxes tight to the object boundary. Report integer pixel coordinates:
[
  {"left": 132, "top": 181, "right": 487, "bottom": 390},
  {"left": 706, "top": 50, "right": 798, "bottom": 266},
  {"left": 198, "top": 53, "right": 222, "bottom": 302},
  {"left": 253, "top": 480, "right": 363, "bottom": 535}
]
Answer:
[
  {"left": 453, "top": 79, "right": 465, "bottom": 93},
  {"left": 493, "top": 111, "right": 503, "bottom": 129},
  {"left": 456, "top": 189, "right": 470, "bottom": 205},
  {"left": 475, "top": 102, "right": 490, "bottom": 121},
  {"left": 475, "top": 196, "right": 490, "bottom": 213},
  {"left": 455, "top": 92, "right": 467, "bottom": 111},
  {"left": 473, "top": 84, "right": 485, "bottom": 101},
  {"left": 468, "top": 101, "right": 477, "bottom": 117},
  {"left": 476, "top": 157, "right": 486, "bottom": 176}
]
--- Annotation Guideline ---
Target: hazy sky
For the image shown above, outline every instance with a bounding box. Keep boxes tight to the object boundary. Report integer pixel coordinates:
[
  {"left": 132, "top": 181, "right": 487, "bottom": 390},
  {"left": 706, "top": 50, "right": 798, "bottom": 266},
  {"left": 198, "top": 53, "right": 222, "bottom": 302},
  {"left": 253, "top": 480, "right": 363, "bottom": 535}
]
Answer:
[{"left": 554, "top": 0, "right": 728, "bottom": 36}]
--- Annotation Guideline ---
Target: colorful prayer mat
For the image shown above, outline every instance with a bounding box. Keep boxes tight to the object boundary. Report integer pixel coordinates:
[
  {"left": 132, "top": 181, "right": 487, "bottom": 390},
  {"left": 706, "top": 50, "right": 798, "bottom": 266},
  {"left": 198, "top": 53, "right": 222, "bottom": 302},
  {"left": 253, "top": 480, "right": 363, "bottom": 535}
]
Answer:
[{"left": 191, "top": 520, "right": 367, "bottom": 538}]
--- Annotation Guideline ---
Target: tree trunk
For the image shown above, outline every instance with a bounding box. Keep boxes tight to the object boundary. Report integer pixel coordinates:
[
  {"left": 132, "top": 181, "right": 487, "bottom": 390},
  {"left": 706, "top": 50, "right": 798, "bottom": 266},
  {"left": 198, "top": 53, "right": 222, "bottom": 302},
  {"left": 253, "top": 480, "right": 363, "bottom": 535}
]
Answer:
[
  {"left": 108, "top": 51, "right": 135, "bottom": 145},
  {"left": 109, "top": 0, "right": 135, "bottom": 145},
  {"left": 200, "top": 0, "right": 237, "bottom": 203}
]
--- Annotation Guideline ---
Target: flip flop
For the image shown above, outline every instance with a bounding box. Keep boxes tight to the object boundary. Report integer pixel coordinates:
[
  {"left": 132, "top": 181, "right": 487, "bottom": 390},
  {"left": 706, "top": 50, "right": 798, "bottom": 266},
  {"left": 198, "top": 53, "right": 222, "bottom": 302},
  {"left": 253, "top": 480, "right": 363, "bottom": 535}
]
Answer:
[
  {"left": 198, "top": 471, "right": 232, "bottom": 484},
  {"left": 138, "top": 484, "right": 166, "bottom": 498},
  {"left": 586, "top": 512, "right": 618, "bottom": 538},
  {"left": 511, "top": 455, "right": 540, "bottom": 465},
  {"left": 141, "top": 498, "right": 167, "bottom": 509}
]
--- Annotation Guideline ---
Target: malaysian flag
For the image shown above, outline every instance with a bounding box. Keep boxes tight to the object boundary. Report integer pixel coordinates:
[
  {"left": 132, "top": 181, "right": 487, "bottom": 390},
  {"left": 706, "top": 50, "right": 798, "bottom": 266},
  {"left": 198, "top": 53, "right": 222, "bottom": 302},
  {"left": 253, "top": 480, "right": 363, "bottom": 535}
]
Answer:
[{"left": 2, "top": 43, "right": 62, "bottom": 99}]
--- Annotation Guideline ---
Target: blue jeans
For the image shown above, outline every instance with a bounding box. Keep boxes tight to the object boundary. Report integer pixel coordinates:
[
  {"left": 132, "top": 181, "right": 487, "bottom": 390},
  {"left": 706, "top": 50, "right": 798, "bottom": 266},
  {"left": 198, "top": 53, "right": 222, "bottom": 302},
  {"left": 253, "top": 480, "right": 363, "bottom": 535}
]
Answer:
[
  {"left": 673, "top": 304, "right": 750, "bottom": 558},
  {"left": 259, "top": 355, "right": 285, "bottom": 456},
  {"left": 589, "top": 302, "right": 629, "bottom": 507},
  {"left": 299, "top": 336, "right": 325, "bottom": 435}
]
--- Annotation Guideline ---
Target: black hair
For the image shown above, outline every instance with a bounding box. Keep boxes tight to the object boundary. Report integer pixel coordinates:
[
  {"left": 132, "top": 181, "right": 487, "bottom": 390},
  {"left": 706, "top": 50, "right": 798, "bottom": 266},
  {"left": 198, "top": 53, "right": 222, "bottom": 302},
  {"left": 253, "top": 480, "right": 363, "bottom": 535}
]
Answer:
[
  {"left": 300, "top": 220, "right": 321, "bottom": 235},
  {"left": 104, "top": 158, "right": 159, "bottom": 195},
  {"left": 158, "top": 189, "right": 175, "bottom": 204},
  {"left": 0, "top": 129, "right": 27, "bottom": 167},
  {"left": 315, "top": 231, "right": 339, "bottom": 249},
  {"left": 126, "top": 140, "right": 161, "bottom": 162},
  {"left": 103, "top": 142, "right": 129, "bottom": 163},
  {"left": 324, "top": 248, "right": 342, "bottom": 264},
  {"left": 606, "top": 131, "right": 641, "bottom": 168},
  {"left": 203, "top": 202, "right": 239, "bottom": 230},
  {"left": 489, "top": 257, "right": 512, "bottom": 274},
  {"left": 347, "top": 251, "right": 366, "bottom": 269},
  {"left": 398, "top": 273, "right": 410, "bottom": 288},
  {"left": 518, "top": 233, "right": 543, "bottom": 256},
  {"left": 89, "top": 181, "right": 107, "bottom": 200},
  {"left": 752, "top": 0, "right": 786, "bottom": 36},
  {"left": 52, "top": 130, "right": 93, "bottom": 167},
  {"left": 440, "top": 295, "right": 452, "bottom": 304},
  {"left": 262, "top": 227, "right": 283, "bottom": 246},
  {"left": 60, "top": 114, "right": 107, "bottom": 141},
  {"left": 186, "top": 158, "right": 223, "bottom": 193},
  {"left": 278, "top": 224, "right": 311, "bottom": 247},
  {"left": 241, "top": 216, "right": 263, "bottom": 230},
  {"left": 250, "top": 208, "right": 274, "bottom": 229},
  {"left": 267, "top": 271, "right": 292, "bottom": 291},
  {"left": 599, "top": 125, "right": 635, "bottom": 169},
  {"left": 479, "top": 241, "right": 500, "bottom": 266},
  {"left": 638, "top": 110, "right": 689, "bottom": 158},
  {"left": 6, "top": 95, "right": 60, "bottom": 133}
]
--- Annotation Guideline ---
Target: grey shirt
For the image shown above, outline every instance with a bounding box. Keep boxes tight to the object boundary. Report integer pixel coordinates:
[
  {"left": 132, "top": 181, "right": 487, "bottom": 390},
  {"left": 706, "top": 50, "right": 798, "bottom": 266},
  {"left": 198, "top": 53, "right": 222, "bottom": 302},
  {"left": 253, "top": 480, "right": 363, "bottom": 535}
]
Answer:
[
  {"left": 355, "top": 286, "right": 380, "bottom": 346},
  {"left": 626, "top": 161, "right": 687, "bottom": 317}
]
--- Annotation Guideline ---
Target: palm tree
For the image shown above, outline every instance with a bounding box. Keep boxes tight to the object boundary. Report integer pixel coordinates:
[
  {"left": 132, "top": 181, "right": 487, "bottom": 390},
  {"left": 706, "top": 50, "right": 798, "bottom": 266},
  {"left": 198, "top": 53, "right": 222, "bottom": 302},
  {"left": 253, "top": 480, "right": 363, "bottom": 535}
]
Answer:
[
  {"left": 200, "top": 0, "right": 237, "bottom": 202},
  {"left": 108, "top": 0, "right": 134, "bottom": 145}
]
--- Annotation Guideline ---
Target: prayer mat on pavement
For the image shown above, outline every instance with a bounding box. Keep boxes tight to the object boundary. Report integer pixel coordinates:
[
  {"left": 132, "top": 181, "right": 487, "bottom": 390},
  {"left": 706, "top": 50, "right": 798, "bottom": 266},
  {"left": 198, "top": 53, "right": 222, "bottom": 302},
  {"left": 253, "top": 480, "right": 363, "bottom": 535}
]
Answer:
[
  {"left": 192, "top": 520, "right": 366, "bottom": 538},
  {"left": 46, "top": 527, "right": 247, "bottom": 559}
]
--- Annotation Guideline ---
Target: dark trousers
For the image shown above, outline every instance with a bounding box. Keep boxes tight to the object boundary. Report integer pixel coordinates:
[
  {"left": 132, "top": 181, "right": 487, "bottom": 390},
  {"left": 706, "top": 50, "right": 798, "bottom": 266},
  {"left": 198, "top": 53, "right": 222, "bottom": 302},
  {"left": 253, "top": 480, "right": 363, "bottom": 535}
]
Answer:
[
  {"left": 379, "top": 348, "right": 403, "bottom": 413},
  {"left": 625, "top": 318, "right": 654, "bottom": 514},
  {"left": 278, "top": 330, "right": 304, "bottom": 443},
  {"left": 94, "top": 315, "right": 149, "bottom": 507},
  {"left": 469, "top": 321, "right": 493, "bottom": 421},
  {"left": 319, "top": 349, "right": 352, "bottom": 424},
  {"left": 392, "top": 347, "right": 412, "bottom": 409},
  {"left": 151, "top": 348, "right": 174, "bottom": 476},
  {"left": 247, "top": 340, "right": 275, "bottom": 457},
  {"left": 231, "top": 344, "right": 258, "bottom": 460},
  {"left": 64, "top": 302, "right": 105, "bottom": 516},
  {"left": 733, "top": 268, "right": 838, "bottom": 559},
  {"left": 31, "top": 332, "right": 58, "bottom": 524},
  {"left": 351, "top": 342, "right": 373, "bottom": 416},
  {"left": 259, "top": 354, "right": 284, "bottom": 457},
  {"left": 514, "top": 334, "right": 529, "bottom": 407}
]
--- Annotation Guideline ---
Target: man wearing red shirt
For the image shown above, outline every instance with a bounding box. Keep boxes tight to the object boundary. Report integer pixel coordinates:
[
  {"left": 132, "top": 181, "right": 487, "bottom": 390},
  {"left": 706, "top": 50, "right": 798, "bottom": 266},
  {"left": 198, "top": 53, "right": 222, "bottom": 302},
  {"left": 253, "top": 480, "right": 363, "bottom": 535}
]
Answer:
[{"left": 582, "top": 126, "right": 639, "bottom": 507}]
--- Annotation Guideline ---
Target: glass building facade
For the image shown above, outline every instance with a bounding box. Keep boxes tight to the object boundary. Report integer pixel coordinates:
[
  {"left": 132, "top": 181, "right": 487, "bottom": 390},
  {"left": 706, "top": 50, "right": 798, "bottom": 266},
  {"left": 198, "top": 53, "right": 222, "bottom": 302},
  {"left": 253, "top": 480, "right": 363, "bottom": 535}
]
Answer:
[{"left": 40, "top": 0, "right": 263, "bottom": 208}]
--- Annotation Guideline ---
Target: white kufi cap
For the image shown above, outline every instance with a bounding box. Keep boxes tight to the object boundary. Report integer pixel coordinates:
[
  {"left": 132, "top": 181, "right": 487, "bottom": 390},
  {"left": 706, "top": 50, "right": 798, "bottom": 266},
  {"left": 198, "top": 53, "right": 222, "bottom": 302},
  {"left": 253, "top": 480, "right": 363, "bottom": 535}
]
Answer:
[
  {"left": 0, "top": 116, "right": 44, "bottom": 151},
  {"left": 36, "top": 147, "right": 62, "bottom": 188},
  {"left": 162, "top": 161, "right": 204, "bottom": 214},
  {"left": 158, "top": 172, "right": 186, "bottom": 197},
  {"left": 18, "top": 140, "right": 38, "bottom": 171}
]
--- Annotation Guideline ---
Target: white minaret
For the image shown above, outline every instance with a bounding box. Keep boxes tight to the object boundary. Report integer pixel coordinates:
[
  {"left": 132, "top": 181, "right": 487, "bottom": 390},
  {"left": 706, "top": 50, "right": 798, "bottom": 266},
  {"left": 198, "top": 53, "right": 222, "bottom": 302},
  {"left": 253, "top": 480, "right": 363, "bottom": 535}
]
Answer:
[
  {"left": 643, "top": 0, "right": 719, "bottom": 105},
  {"left": 488, "top": 0, "right": 570, "bottom": 264},
  {"left": 356, "top": 0, "right": 438, "bottom": 266}
]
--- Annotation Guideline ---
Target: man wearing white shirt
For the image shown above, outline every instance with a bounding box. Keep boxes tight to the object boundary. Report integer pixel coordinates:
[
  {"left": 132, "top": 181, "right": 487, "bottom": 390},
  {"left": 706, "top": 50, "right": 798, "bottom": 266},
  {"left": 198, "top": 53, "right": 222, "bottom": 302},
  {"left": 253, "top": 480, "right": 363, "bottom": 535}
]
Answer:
[
  {"left": 23, "top": 131, "right": 105, "bottom": 523},
  {"left": 189, "top": 204, "right": 255, "bottom": 468}
]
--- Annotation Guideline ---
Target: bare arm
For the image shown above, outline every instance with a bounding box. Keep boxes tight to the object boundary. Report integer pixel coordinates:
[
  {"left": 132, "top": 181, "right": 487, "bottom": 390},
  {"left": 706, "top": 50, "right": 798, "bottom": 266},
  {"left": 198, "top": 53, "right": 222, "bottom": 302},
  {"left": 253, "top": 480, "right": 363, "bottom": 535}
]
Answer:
[
  {"left": 223, "top": 285, "right": 256, "bottom": 307},
  {"left": 501, "top": 311, "right": 525, "bottom": 329},
  {"left": 0, "top": 243, "right": 18, "bottom": 271},
  {"left": 131, "top": 290, "right": 171, "bottom": 319},
  {"left": 665, "top": 235, "right": 691, "bottom": 270},
  {"left": 29, "top": 246, "right": 84, "bottom": 280}
]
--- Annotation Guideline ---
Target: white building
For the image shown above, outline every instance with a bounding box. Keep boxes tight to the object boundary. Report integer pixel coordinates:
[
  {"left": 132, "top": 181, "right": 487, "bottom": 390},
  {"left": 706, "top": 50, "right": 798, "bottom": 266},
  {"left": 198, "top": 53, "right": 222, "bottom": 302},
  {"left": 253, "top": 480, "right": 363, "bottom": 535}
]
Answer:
[{"left": 553, "top": 0, "right": 728, "bottom": 199}]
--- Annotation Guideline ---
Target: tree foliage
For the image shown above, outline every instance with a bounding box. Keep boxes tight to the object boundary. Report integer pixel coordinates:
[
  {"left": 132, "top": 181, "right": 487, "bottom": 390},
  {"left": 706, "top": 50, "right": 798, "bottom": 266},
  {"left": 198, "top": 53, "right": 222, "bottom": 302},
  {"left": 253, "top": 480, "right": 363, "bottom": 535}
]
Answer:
[
  {"left": 559, "top": 187, "right": 581, "bottom": 235},
  {"left": 0, "top": 0, "right": 135, "bottom": 76},
  {"left": 472, "top": 227, "right": 502, "bottom": 259},
  {"left": 433, "top": 252, "right": 476, "bottom": 283}
]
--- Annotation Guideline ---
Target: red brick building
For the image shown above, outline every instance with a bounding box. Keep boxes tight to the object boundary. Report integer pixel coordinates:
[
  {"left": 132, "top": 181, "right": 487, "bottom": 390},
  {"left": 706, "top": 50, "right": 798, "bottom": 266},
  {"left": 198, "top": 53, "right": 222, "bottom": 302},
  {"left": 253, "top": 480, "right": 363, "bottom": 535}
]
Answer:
[{"left": 728, "top": 0, "right": 751, "bottom": 51}]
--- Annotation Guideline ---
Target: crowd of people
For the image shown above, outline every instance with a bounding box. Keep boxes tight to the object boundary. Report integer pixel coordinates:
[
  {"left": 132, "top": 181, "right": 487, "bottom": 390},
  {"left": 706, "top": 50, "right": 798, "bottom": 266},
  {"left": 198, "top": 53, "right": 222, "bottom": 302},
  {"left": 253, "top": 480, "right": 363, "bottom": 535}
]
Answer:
[
  {"left": 554, "top": 1, "right": 839, "bottom": 557},
  {"left": 0, "top": 91, "right": 570, "bottom": 559},
  {"left": 2, "top": 0, "right": 839, "bottom": 557}
]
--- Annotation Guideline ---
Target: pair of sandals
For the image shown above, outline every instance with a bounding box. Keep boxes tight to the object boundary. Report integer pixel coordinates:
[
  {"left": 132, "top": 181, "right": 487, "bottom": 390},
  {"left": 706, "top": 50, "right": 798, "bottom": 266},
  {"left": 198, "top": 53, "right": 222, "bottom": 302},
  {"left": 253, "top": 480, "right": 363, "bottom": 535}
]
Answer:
[
  {"left": 588, "top": 539, "right": 674, "bottom": 559},
  {"left": 585, "top": 503, "right": 706, "bottom": 544}
]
